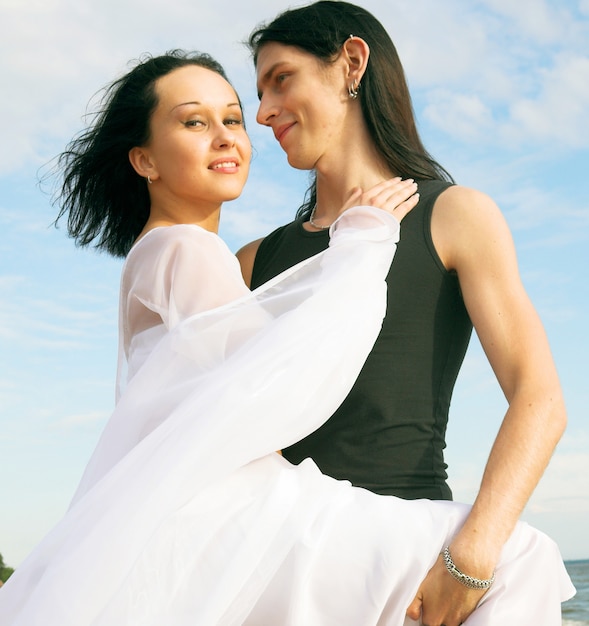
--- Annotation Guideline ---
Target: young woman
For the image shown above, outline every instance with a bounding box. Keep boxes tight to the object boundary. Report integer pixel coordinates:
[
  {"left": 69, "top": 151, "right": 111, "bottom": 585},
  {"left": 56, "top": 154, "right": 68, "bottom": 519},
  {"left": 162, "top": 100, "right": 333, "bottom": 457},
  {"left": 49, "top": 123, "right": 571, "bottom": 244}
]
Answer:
[
  {"left": 0, "top": 51, "right": 572, "bottom": 625},
  {"left": 238, "top": 1, "right": 573, "bottom": 623}
]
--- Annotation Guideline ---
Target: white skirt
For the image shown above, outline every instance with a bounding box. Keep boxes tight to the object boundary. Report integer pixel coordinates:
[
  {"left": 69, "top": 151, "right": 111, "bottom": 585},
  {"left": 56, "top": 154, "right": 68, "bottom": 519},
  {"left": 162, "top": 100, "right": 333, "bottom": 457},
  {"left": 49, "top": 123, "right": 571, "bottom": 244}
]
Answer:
[{"left": 0, "top": 450, "right": 573, "bottom": 625}]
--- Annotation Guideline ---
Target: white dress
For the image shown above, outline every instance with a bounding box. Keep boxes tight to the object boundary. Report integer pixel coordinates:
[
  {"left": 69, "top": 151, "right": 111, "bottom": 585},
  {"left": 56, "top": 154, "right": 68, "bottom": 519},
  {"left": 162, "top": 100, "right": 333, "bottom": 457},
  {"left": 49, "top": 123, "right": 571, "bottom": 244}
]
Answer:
[{"left": 0, "top": 207, "right": 574, "bottom": 625}]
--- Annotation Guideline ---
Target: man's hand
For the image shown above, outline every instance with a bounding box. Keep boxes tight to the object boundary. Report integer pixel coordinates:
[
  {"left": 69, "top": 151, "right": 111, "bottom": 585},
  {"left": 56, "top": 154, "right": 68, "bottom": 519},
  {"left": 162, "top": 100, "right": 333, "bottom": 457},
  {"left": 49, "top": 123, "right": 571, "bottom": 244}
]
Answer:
[{"left": 406, "top": 553, "right": 488, "bottom": 626}]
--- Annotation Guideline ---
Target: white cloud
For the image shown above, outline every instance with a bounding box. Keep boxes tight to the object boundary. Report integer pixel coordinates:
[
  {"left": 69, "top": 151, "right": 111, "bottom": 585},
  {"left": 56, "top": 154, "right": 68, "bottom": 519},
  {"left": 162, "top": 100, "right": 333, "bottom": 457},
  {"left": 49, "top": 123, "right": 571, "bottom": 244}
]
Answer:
[
  {"left": 501, "top": 184, "right": 581, "bottom": 231},
  {"left": 508, "top": 53, "right": 589, "bottom": 148},
  {"left": 386, "top": 2, "right": 491, "bottom": 87},
  {"left": 480, "top": 0, "right": 568, "bottom": 43},
  {"left": 526, "top": 432, "right": 589, "bottom": 514},
  {"left": 424, "top": 90, "right": 495, "bottom": 142},
  {"left": 421, "top": 51, "right": 589, "bottom": 150},
  {"left": 377, "top": 0, "right": 589, "bottom": 151},
  {"left": 52, "top": 411, "right": 109, "bottom": 429}
]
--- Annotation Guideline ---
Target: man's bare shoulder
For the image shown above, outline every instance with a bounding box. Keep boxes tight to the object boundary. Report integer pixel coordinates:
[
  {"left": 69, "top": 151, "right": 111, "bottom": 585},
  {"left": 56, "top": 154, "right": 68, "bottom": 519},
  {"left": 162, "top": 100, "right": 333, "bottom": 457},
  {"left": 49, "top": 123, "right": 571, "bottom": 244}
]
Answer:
[
  {"left": 236, "top": 238, "right": 265, "bottom": 287},
  {"left": 434, "top": 185, "right": 500, "bottom": 216},
  {"left": 432, "top": 185, "right": 511, "bottom": 270}
]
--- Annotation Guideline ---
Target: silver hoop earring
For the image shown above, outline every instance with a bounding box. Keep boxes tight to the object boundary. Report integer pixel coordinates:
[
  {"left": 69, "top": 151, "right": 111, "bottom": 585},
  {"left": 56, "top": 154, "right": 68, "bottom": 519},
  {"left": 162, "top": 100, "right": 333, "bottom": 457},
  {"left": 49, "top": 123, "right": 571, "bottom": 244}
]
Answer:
[
  {"left": 147, "top": 176, "right": 152, "bottom": 184},
  {"left": 348, "top": 79, "right": 359, "bottom": 100}
]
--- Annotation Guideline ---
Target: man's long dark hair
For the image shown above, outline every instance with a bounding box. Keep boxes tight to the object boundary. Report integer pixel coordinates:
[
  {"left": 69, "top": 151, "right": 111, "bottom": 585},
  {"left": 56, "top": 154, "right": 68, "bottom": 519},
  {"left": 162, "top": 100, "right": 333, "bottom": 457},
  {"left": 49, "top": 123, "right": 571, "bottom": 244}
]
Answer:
[{"left": 248, "top": 1, "right": 453, "bottom": 218}]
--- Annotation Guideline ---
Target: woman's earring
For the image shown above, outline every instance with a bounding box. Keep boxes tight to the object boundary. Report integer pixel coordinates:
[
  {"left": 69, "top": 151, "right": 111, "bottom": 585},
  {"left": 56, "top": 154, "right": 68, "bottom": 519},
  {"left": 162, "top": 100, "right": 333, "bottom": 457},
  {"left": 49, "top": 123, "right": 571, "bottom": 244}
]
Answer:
[
  {"left": 147, "top": 175, "right": 152, "bottom": 184},
  {"left": 348, "top": 79, "right": 359, "bottom": 100}
]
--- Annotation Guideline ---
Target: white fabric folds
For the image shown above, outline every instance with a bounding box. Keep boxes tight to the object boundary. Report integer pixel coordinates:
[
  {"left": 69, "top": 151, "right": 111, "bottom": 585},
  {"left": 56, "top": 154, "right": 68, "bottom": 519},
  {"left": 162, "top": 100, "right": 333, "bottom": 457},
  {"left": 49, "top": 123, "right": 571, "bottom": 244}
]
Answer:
[{"left": 0, "top": 207, "right": 574, "bottom": 625}]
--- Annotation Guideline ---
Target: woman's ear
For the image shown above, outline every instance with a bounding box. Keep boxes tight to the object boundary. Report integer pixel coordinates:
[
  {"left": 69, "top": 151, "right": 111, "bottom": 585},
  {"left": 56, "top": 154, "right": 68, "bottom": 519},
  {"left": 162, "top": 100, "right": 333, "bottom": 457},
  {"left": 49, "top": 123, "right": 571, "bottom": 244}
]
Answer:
[
  {"left": 342, "top": 36, "right": 370, "bottom": 86},
  {"left": 128, "top": 146, "right": 158, "bottom": 182}
]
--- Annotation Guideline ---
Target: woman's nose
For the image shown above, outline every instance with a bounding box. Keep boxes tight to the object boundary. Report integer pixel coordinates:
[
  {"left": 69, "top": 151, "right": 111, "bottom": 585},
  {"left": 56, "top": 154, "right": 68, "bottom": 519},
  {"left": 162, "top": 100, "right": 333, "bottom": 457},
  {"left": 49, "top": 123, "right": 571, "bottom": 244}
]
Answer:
[{"left": 213, "top": 125, "right": 236, "bottom": 149}]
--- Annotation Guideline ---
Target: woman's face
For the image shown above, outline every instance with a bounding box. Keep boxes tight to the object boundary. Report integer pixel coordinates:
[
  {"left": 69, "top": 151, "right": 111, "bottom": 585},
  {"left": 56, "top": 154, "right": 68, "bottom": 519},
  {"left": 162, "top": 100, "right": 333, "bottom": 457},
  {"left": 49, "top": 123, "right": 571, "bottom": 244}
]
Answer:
[
  {"left": 255, "top": 43, "right": 351, "bottom": 172},
  {"left": 142, "top": 65, "right": 251, "bottom": 209}
]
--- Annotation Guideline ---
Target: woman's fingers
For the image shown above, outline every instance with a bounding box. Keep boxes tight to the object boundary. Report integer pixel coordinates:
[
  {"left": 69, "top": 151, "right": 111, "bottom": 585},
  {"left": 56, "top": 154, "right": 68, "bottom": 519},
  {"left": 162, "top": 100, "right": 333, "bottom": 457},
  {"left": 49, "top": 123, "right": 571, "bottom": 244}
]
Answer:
[
  {"left": 392, "top": 188, "right": 420, "bottom": 221},
  {"left": 337, "top": 178, "right": 420, "bottom": 222},
  {"left": 361, "top": 178, "right": 419, "bottom": 222}
]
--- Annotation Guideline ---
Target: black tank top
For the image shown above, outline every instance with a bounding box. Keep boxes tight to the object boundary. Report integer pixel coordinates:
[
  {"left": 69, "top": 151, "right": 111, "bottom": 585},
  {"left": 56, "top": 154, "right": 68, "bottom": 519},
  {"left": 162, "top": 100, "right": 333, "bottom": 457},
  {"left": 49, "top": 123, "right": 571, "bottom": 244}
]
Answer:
[{"left": 251, "top": 180, "right": 472, "bottom": 500}]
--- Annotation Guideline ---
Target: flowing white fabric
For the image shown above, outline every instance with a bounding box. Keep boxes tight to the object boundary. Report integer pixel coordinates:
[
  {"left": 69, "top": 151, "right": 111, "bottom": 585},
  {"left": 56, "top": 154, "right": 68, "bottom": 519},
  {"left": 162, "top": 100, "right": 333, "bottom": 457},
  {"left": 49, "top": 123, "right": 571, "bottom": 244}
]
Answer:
[{"left": 0, "top": 207, "right": 574, "bottom": 625}]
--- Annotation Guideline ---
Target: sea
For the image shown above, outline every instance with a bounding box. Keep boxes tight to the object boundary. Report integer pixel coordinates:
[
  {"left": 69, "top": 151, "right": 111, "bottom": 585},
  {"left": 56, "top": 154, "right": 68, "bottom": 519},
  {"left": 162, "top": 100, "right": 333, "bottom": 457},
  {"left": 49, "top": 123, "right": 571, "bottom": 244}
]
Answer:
[{"left": 563, "top": 559, "right": 589, "bottom": 625}]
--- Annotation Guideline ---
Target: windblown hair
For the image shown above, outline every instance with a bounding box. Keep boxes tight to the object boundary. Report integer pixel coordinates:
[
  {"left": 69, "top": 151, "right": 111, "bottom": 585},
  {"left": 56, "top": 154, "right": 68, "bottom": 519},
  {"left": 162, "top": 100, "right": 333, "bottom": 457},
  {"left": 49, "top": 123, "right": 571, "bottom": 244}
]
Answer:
[
  {"left": 53, "top": 50, "right": 231, "bottom": 258},
  {"left": 248, "top": 0, "right": 453, "bottom": 218}
]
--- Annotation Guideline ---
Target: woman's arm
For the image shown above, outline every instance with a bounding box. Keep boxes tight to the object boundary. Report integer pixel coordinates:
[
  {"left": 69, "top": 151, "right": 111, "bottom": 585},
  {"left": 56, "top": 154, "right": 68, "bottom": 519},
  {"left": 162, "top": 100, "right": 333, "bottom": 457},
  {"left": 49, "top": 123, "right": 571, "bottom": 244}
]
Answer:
[{"left": 125, "top": 225, "right": 250, "bottom": 333}]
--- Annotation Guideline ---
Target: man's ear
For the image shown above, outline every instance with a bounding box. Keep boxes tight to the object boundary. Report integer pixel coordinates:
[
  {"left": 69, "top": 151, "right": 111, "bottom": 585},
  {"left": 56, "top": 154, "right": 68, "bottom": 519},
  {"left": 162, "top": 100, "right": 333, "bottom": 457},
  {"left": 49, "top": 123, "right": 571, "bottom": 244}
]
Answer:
[
  {"left": 129, "top": 146, "right": 158, "bottom": 182},
  {"left": 342, "top": 35, "right": 370, "bottom": 86}
]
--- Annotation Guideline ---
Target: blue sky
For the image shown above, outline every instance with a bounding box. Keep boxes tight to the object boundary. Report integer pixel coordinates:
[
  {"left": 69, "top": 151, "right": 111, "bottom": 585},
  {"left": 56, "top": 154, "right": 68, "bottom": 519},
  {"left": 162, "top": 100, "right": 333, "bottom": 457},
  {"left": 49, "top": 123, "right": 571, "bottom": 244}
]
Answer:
[{"left": 1, "top": 0, "right": 588, "bottom": 568}]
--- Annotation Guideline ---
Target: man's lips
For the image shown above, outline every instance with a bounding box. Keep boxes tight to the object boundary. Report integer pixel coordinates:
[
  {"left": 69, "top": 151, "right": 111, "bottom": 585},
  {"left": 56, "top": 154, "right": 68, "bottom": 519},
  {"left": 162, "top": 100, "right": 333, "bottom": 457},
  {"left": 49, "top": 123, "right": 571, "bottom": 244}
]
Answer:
[{"left": 274, "top": 122, "right": 295, "bottom": 143}]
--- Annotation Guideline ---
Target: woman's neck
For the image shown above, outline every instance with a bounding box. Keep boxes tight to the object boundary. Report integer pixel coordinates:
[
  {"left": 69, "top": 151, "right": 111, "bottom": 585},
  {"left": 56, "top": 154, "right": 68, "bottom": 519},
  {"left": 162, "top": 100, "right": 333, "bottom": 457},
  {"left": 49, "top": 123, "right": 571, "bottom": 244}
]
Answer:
[{"left": 136, "top": 200, "right": 221, "bottom": 242}]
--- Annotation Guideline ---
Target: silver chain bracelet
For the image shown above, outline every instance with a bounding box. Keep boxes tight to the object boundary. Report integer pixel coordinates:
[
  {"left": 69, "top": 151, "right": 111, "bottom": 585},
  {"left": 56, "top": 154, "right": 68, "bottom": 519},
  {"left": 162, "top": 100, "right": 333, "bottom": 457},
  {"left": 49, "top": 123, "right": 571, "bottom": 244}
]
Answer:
[{"left": 442, "top": 546, "right": 496, "bottom": 590}]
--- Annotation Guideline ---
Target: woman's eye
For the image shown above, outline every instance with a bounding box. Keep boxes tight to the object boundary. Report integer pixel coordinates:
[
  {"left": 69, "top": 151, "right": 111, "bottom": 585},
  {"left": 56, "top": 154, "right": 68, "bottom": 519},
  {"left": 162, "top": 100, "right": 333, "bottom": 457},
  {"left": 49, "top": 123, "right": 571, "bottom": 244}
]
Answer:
[
  {"left": 225, "top": 118, "right": 243, "bottom": 126},
  {"left": 184, "top": 119, "right": 204, "bottom": 128}
]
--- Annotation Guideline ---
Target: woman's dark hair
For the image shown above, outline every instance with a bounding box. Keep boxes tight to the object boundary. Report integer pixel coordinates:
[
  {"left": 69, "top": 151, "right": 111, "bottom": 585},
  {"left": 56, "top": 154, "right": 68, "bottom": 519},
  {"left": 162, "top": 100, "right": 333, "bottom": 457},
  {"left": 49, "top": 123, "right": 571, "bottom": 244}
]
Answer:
[
  {"left": 248, "top": 1, "right": 453, "bottom": 217},
  {"left": 53, "top": 50, "right": 232, "bottom": 257}
]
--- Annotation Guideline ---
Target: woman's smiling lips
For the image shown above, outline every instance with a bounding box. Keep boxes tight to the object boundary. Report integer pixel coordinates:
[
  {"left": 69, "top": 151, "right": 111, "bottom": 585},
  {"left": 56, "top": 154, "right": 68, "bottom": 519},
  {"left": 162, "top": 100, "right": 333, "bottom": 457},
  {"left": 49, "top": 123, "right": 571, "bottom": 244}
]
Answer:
[{"left": 208, "top": 158, "right": 239, "bottom": 173}]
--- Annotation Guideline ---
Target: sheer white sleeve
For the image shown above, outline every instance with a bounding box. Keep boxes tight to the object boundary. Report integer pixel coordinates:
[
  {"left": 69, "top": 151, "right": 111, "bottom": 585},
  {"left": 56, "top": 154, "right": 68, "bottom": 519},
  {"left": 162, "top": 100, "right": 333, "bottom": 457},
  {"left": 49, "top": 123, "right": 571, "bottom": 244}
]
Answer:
[
  {"left": 117, "top": 225, "right": 250, "bottom": 389},
  {"left": 121, "top": 224, "right": 249, "bottom": 334}
]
